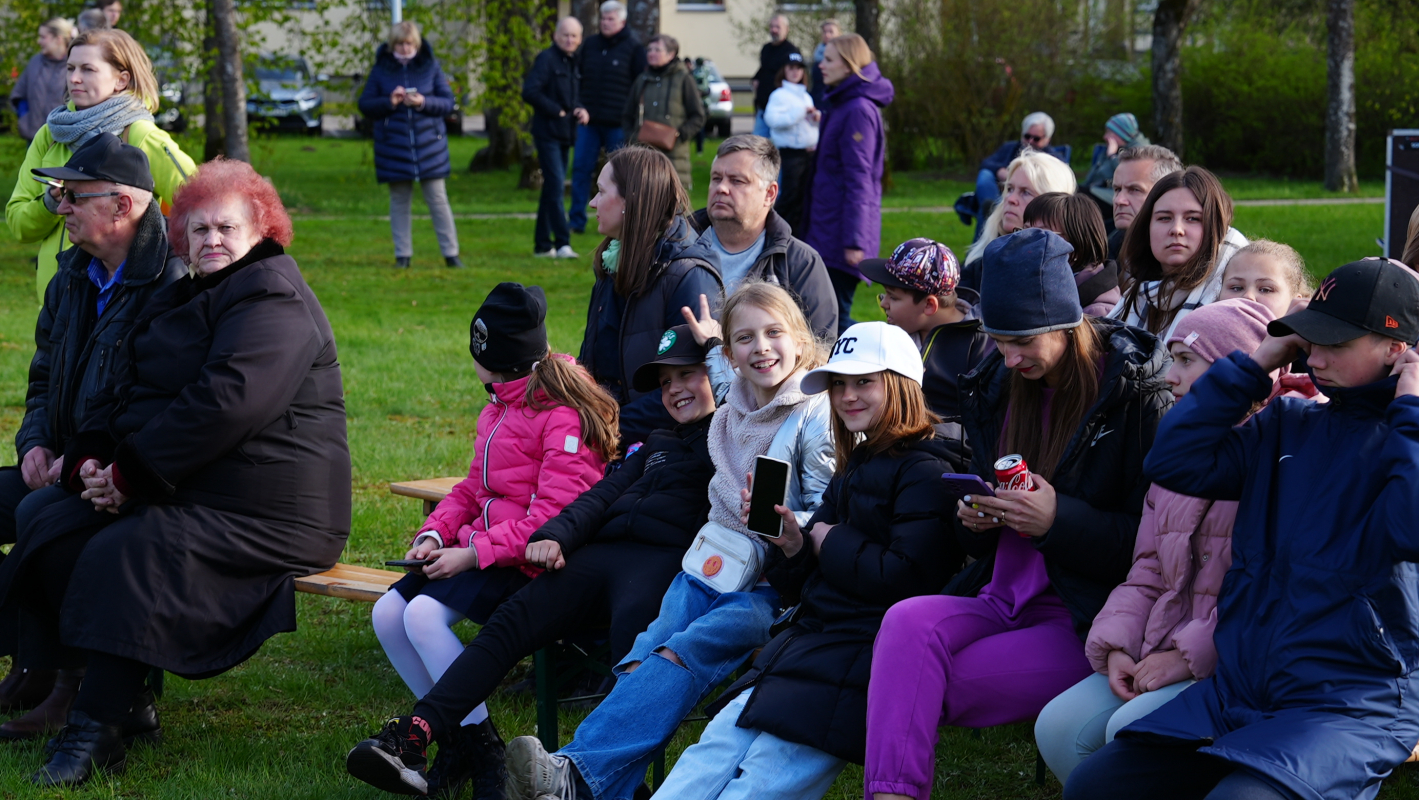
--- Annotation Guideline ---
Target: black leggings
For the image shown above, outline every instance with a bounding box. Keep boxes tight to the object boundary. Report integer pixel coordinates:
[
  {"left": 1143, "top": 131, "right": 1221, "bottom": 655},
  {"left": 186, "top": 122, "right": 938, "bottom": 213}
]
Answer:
[
  {"left": 414, "top": 541, "right": 683, "bottom": 738},
  {"left": 1064, "top": 736, "right": 1303, "bottom": 800}
]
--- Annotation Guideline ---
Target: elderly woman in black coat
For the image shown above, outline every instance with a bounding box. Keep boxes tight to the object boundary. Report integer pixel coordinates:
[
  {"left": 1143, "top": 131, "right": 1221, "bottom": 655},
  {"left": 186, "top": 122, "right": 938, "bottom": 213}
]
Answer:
[{"left": 0, "top": 158, "right": 350, "bottom": 788}]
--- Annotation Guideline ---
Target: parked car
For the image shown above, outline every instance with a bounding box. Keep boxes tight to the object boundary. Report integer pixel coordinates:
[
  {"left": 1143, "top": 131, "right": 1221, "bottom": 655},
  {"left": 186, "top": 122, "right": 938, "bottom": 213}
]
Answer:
[
  {"left": 694, "top": 58, "right": 733, "bottom": 138},
  {"left": 247, "top": 55, "right": 324, "bottom": 135},
  {"left": 147, "top": 46, "right": 194, "bottom": 134}
]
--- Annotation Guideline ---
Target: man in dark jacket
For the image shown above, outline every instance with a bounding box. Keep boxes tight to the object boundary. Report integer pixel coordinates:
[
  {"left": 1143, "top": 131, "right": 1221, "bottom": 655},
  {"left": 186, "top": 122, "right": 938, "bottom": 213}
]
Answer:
[
  {"left": 0, "top": 133, "right": 184, "bottom": 734},
  {"left": 752, "top": 14, "right": 799, "bottom": 138},
  {"left": 346, "top": 327, "right": 719, "bottom": 798},
  {"left": 1067, "top": 260, "right": 1419, "bottom": 800},
  {"left": 688, "top": 135, "right": 837, "bottom": 340},
  {"left": 974, "top": 111, "right": 1069, "bottom": 240},
  {"left": 524, "top": 16, "right": 584, "bottom": 259},
  {"left": 568, "top": 0, "right": 646, "bottom": 234}
]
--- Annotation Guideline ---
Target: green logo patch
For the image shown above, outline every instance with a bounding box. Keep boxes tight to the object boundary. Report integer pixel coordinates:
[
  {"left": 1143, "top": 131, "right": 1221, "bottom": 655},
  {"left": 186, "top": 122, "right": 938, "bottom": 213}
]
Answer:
[{"left": 658, "top": 329, "right": 677, "bottom": 354}]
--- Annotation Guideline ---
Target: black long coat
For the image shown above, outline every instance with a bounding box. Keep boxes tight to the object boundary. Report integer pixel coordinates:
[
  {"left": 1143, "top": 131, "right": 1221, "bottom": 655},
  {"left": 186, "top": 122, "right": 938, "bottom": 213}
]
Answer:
[
  {"left": 0, "top": 239, "right": 350, "bottom": 678},
  {"left": 711, "top": 436, "right": 966, "bottom": 763}
]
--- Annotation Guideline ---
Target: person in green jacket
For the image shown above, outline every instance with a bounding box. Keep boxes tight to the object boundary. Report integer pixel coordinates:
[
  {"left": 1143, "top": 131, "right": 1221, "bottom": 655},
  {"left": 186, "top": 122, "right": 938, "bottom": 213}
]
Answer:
[
  {"left": 7, "top": 28, "right": 195, "bottom": 305},
  {"left": 622, "top": 34, "right": 705, "bottom": 193}
]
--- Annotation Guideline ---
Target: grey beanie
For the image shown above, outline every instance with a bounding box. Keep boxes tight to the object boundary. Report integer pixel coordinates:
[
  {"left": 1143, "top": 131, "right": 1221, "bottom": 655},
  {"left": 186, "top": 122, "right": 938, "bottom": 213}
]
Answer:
[{"left": 979, "top": 228, "right": 1084, "bottom": 336}]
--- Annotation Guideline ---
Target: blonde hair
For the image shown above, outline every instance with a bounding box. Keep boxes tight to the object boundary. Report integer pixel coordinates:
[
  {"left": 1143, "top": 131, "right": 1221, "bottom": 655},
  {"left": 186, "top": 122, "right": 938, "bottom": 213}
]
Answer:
[
  {"left": 719, "top": 282, "right": 828, "bottom": 376},
  {"left": 1404, "top": 204, "right": 1419, "bottom": 270},
  {"left": 42, "top": 17, "right": 76, "bottom": 44},
  {"left": 967, "top": 151, "right": 1077, "bottom": 263},
  {"left": 1228, "top": 239, "right": 1312, "bottom": 297},
  {"left": 389, "top": 20, "right": 421, "bottom": 48},
  {"left": 827, "top": 33, "right": 873, "bottom": 81},
  {"left": 67, "top": 29, "right": 159, "bottom": 113}
]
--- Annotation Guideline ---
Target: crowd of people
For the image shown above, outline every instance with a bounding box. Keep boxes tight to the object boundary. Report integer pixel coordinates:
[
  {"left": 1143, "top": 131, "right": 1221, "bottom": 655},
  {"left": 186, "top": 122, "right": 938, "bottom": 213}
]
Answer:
[{"left": 6, "top": 9, "right": 1419, "bottom": 800}]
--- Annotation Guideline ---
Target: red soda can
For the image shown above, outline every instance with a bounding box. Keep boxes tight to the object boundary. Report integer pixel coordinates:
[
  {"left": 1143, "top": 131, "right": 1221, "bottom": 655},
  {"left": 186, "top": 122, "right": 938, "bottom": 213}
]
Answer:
[{"left": 994, "top": 454, "right": 1036, "bottom": 492}]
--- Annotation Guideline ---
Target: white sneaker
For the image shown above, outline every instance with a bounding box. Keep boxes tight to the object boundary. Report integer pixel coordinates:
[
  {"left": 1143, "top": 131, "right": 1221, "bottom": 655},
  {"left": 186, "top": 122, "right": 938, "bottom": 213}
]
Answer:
[
  {"left": 555, "top": 245, "right": 580, "bottom": 259},
  {"left": 533, "top": 248, "right": 557, "bottom": 258},
  {"left": 505, "top": 736, "right": 575, "bottom": 799}
]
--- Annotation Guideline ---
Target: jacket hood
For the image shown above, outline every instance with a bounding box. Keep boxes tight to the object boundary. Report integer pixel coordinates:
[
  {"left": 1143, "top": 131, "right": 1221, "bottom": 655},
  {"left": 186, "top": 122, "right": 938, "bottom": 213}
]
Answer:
[
  {"left": 375, "top": 40, "right": 436, "bottom": 71},
  {"left": 648, "top": 59, "right": 688, "bottom": 77},
  {"left": 655, "top": 215, "right": 719, "bottom": 276},
  {"left": 826, "top": 62, "right": 894, "bottom": 108}
]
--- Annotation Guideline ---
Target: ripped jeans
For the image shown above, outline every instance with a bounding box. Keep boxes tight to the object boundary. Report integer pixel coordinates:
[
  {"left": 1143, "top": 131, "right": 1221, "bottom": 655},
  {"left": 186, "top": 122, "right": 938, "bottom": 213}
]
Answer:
[{"left": 558, "top": 572, "right": 779, "bottom": 800}]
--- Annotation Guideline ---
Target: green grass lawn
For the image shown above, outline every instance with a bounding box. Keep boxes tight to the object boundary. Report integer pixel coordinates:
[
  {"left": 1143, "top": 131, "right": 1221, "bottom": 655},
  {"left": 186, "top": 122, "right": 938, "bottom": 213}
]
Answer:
[{"left": 0, "top": 135, "right": 1412, "bottom": 798}]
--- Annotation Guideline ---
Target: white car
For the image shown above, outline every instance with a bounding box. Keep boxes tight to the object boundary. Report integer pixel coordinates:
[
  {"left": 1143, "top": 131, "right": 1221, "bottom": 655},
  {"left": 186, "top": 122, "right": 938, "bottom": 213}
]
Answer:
[{"left": 696, "top": 59, "right": 733, "bottom": 138}]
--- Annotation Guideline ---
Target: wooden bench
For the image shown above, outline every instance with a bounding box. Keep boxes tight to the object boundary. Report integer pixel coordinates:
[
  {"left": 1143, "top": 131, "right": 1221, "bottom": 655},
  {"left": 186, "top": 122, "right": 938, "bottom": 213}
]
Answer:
[
  {"left": 294, "top": 563, "right": 403, "bottom": 603},
  {"left": 390, "top": 477, "right": 464, "bottom": 516}
]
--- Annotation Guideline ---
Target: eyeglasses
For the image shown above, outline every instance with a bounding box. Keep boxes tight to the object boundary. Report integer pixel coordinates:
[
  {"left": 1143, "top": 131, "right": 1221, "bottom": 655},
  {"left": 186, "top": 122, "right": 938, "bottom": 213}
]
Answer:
[{"left": 62, "top": 189, "right": 122, "bottom": 204}]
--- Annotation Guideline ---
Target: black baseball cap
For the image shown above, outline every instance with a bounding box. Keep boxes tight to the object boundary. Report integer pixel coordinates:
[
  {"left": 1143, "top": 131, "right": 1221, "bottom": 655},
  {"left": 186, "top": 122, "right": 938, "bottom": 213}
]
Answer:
[
  {"left": 1269, "top": 258, "right": 1419, "bottom": 345},
  {"left": 33, "top": 132, "right": 155, "bottom": 192},
  {"left": 632, "top": 325, "right": 709, "bottom": 392}
]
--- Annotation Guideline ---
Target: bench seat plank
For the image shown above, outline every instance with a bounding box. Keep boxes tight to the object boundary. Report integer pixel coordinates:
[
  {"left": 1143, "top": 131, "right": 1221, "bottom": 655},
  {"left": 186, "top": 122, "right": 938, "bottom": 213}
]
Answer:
[{"left": 295, "top": 563, "right": 403, "bottom": 603}]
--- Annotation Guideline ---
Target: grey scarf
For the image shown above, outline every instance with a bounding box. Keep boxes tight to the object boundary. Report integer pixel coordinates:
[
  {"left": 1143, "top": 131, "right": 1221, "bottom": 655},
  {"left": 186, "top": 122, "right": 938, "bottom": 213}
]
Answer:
[{"left": 45, "top": 94, "right": 153, "bottom": 148}]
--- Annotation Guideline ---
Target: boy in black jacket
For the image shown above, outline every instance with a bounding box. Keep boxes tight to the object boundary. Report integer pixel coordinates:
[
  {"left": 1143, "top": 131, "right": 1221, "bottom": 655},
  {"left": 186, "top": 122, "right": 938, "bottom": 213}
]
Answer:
[
  {"left": 862, "top": 238, "right": 994, "bottom": 421},
  {"left": 348, "top": 325, "right": 719, "bottom": 799}
]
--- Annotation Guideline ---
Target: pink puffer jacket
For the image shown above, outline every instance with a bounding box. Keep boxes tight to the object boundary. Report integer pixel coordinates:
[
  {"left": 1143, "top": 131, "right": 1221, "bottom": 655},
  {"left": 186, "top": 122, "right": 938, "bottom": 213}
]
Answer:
[
  {"left": 1084, "top": 484, "right": 1236, "bottom": 680},
  {"left": 419, "top": 357, "right": 607, "bottom": 578}
]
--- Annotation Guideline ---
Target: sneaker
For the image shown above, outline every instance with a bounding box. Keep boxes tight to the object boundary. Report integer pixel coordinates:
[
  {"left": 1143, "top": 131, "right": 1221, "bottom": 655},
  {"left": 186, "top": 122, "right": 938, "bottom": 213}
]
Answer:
[
  {"left": 427, "top": 718, "right": 507, "bottom": 800},
  {"left": 394, "top": 257, "right": 411, "bottom": 268},
  {"left": 504, "top": 736, "right": 575, "bottom": 800},
  {"left": 533, "top": 249, "right": 557, "bottom": 258},
  {"left": 346, "top": 716, "right": 431, "bottom": 796},
  {"left": 445, "top": 256, "right": 465, "bottom": 268},
  {"left": 554, "top": 245, "right": 580, "bottom": 259}
]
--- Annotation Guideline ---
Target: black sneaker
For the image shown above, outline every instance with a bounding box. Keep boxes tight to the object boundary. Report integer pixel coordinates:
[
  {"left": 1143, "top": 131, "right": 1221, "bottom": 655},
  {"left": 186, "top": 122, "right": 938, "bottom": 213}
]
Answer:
[
  {"left": 427, "top": 718, "right": 506, "bottom": 800},
  {"left": 395, "top": 257, "right": 412, "bottom": 269},
  {"left": 346, "top": 716, "right": 431, "bottom": 796},
  {"left": 445, "top": 256, "right": 465, "bottom": 268}
]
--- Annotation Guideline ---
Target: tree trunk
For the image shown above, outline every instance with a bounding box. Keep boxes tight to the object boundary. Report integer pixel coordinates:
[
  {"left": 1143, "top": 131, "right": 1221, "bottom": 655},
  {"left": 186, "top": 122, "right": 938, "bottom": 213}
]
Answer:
[
  {"left": 211, "top": 0, "right": 249, "bottom": 162},
  {"left": 1151, "top": 0, "right": 1201, "bottom": 157},
  {"left": 202, "top": 3, "right": 223, "bottom": 161},
  {"left": 855, "top": 0, "right": 881, "bottom": 55},
  {"left": 1324, "top": 0, "right": 1358, "bottom": 192}
]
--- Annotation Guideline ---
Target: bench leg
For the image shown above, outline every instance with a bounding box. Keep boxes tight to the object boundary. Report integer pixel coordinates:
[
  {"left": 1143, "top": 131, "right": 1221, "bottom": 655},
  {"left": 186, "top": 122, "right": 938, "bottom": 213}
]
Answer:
[
  {"left": 651, "top": 744, "right": 666, "bottom": 789},
  {"left": 423, "top": 499, "right": 437, "bottom": 517},
  {"left": 535, "top": 648, "right": 559, "bottom": 753},
  {"left": 1035, "top": 748, "right": 1047, "bottom": 786}
]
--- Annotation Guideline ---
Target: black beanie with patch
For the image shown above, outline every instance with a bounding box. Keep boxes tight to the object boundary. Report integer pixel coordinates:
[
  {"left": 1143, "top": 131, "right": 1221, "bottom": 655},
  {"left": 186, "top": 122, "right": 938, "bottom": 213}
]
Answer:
[{"left": 470, "top": 282, "right": 548, "bottom": 372}]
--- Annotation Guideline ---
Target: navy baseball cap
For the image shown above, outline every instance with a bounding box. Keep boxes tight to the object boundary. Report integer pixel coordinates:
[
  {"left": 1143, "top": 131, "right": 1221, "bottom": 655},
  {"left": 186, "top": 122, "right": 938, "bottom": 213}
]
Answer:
[
  {"left": 1269, "top": 259, "right": 1419, "bottom": 345},
  {"left": 33, "top": 132, "right": 155, "bottom": 192},
  {"left": 632, "top": 325, "right": 710, "bottom": 392}
]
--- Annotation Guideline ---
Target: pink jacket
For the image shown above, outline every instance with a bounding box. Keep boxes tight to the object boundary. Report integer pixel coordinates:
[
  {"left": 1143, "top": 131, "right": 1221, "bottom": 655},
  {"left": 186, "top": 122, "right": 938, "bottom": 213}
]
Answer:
[
  {"left": 1085, "top": 484, "right": 1236, "bottom": 679},
  {"left": 419, "top": 359, "right": 607, "bottom": 578}
]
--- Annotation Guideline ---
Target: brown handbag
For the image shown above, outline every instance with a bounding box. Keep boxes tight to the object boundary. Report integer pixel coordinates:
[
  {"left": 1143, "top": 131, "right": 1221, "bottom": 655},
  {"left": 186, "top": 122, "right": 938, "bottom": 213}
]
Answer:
[{"left": 635, "top": 81, "right": 678, "bottom": 151}]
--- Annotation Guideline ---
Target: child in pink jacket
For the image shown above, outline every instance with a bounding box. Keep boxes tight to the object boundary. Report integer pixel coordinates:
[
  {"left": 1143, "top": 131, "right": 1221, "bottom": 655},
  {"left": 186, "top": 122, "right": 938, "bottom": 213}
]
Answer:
[
  {"left": 371, "top": 283, "right": 620, "bottom": 795},
  {"left": 1034, "top": 298, "right": 1296, "bottom": 783}
]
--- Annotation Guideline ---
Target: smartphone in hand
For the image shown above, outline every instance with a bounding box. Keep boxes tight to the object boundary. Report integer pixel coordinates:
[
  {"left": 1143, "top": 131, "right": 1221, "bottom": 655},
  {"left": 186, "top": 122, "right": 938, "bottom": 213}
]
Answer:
[{"left": 747, "top": 456, "right": 792, "bottom": 538}]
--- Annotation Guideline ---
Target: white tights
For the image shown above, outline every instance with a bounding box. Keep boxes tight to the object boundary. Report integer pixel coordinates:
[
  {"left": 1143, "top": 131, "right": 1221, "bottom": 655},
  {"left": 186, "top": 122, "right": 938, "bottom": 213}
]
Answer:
[{"left": 372, "top": 590, "right": 489, "bottom": 726}]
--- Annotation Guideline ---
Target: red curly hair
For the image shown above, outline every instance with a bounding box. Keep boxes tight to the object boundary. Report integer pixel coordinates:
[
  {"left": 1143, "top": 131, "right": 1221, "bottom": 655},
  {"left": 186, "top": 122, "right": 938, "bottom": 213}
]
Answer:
[{"left": 167, "top": 158, "right": 294, "bottom": 264}]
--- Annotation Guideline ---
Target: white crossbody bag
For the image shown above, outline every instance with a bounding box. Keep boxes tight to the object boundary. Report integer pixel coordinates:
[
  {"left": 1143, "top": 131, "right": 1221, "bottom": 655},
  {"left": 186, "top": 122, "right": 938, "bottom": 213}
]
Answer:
[{"left": 682, "top": 521, "right": 764, "bottom": 595}]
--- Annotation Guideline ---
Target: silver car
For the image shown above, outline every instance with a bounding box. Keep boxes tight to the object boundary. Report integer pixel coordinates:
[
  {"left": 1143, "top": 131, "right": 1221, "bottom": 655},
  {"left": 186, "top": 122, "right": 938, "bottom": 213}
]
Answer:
[
  {"left": 694, "top": 59, "right": 733, "bottom": 138},
  {"left": 246, "top": 56, "right": 324, "bottom": 135}
]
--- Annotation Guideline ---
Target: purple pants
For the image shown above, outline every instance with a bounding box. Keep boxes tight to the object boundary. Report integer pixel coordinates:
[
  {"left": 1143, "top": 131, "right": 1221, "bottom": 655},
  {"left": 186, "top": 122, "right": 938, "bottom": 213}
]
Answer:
[{"left": 863, "top": 593, "right": 1091, "bottom": 799}]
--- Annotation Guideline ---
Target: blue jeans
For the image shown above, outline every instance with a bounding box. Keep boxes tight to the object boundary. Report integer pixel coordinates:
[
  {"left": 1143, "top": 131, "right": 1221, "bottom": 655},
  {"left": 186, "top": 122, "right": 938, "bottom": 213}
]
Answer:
[
  {"left": 570, "top": 124, "right": 625, "bottom": 232},
  {"left": 559, "top": 572, "right": 779, "bottom": 800},
  {"left": 650, "top": 689, "right": 846, "bottom": 800},
  {"left": 1035, "top": 671, "right": 1194, "bottom": 784},
  {"left": 975, "top": 168, "right": 1001, "bottom": 242},
  {"left": 752, "top": 110, "right": 770, "bottom": 138},
  {"left": 534, "top": 137, "right": 571, "bottom": 252}
]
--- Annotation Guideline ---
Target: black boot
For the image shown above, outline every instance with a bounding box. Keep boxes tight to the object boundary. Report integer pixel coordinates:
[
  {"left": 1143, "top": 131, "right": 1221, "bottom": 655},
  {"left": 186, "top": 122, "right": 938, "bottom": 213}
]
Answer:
[
  {"left": 427, "top": 717, "right": 506, "bottom": 800},
  {"left": 119, "top": 687, "right": 162, "bottom": 747},
  {"left": 31, "top": 710, "right": 126, "bottom": 788}
]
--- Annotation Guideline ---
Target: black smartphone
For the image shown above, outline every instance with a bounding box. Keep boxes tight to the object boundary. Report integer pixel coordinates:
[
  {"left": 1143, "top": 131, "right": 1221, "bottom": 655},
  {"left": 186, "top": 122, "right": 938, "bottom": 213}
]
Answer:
[
  {"left": 748, "top": 456, "right": 791, "bottom": 538},
  {"left": 385, "top": 558, "right": 434, "bottom": 568}
]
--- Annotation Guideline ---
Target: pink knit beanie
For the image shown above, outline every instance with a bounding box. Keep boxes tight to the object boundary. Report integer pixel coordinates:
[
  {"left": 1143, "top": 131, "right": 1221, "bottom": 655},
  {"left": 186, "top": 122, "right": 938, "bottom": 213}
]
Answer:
[{"left": 1166, "top": 298, "right": 1275, "bottom": 364}]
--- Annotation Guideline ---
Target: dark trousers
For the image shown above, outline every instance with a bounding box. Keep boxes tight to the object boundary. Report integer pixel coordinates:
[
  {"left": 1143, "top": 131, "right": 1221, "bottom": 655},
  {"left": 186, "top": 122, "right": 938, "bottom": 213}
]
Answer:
[
  {"left": 0, "top": 469, "right": 75, "bottom": 664},
  {"left": 774, "top": 148, "right": 813, "bottom": 235},
  {"left": 570, "top": 124, "right": 626, "bottom": 232},
  {"left": 0, "top": 467, "right": 69, "bottom": 546},
  {"left": 828, "top": 267, "right": 861, "bottom": 335},
  {"left": 1064, "top": 737, "right": 1303, "bottom": 800},
  {"left": 413, "top": 541, "right": 683, "bottom": 738},
  {"left": 535, "top": 136, "right": 572, "bottom": 252}
]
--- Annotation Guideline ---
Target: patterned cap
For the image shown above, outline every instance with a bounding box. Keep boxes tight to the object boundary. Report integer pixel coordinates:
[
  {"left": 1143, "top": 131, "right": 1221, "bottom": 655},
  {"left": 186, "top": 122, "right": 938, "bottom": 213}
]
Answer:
[{"left": 861, "top": 238, "right": 960, "bottom": 296}]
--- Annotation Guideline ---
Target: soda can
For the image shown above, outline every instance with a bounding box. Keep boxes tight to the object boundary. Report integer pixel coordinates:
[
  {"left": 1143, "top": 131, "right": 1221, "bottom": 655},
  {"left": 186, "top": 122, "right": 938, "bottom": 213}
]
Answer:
[{"left": 994, "top": 454, "right": 1036, "bottom": 492}]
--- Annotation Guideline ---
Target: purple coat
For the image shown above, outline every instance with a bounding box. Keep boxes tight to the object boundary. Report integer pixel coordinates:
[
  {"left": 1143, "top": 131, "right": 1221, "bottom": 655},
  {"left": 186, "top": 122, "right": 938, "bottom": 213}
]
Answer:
[{"left": 804, "top": 64, "right": 894, "bottom": 280}]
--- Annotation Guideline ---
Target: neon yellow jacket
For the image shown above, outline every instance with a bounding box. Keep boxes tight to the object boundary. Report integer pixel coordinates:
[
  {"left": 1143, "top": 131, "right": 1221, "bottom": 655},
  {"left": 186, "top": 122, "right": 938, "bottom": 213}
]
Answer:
[{"left": 6, "top": 115, "right": 196, "bottom": 304}]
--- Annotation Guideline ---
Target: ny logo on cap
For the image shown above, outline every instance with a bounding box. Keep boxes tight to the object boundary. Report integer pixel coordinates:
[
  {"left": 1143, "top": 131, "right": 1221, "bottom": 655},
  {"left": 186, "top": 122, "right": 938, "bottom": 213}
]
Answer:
[
  {"left": 831, "top": 337, "right": 858, "bottom": 357},
  {"left": 1315, "top": 277, "right": 1337, "bottom": 302}
]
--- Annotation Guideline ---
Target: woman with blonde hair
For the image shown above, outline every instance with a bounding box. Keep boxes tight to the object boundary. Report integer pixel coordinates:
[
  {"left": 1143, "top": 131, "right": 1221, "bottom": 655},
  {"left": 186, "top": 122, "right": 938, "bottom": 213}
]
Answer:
[
  {"left": 959, "top": 149, "right": 1077, "bottom": 293},
  {"left": 6, "top": 28, "right": 195, "bottom": 305},
  {"left": 10, "top": 18, "right": 75, "bottom": 142},
  {"left": 802, "top": 33, "right": 894, "bottom": 333}
]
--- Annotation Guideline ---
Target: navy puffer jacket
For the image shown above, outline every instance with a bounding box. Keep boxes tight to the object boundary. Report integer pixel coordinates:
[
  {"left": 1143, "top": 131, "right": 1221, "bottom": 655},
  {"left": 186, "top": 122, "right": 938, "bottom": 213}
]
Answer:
[
  {"left": 1127, "top": 353, "right": 1419, "bottom": 800},
  {"left": 358, "top": 42, "right": 455, "bottom": 184}
]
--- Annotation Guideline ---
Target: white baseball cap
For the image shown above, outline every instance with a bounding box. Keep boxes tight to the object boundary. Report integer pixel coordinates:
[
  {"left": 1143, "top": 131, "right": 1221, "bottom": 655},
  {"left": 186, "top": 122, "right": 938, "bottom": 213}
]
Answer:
[{"left": 801, "top": 321, "right": 924, "bottom": 394}]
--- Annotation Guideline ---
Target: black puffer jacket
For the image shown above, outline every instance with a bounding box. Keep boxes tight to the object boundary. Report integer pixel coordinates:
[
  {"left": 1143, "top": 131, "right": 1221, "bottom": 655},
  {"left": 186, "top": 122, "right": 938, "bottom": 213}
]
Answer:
[
  {"left": 579, "top": 216, "right": 721, "bottom": 445},
  {"left": 530, "top": 413, "right": 714, "bottom": 554},
  {"left": 16, "top": 201, "right": 185, "bottom": 459},
  {"left": 523, "top": 44, "right": 579, "bottom": 144},
  {"left": 689, "top": 208, "right": 837, "bottom": 340},
  {"left": 949, "top": 317, "right": 1173, "bottom": 638},
  {"left": 576, "top": 26, "right": 647, "bottom": 127},
  {"left": 712, "top": 436, "right": 967, "bottom": 763}
]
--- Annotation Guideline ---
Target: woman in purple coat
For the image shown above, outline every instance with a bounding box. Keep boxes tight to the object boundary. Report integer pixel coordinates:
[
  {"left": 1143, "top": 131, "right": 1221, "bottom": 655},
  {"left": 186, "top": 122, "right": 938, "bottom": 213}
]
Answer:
[{"left": 803, "top": 34, "right": 894, "bottom": 334}]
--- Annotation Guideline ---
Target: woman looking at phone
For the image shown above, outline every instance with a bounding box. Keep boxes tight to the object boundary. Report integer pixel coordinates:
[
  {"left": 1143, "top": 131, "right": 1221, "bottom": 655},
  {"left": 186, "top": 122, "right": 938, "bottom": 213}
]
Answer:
[
  {"left": 647, "top": 321, "right": 966, "bottom": 799},
  {"left": 862, "top": 228, "right": 1173, "bottom": 800}
]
